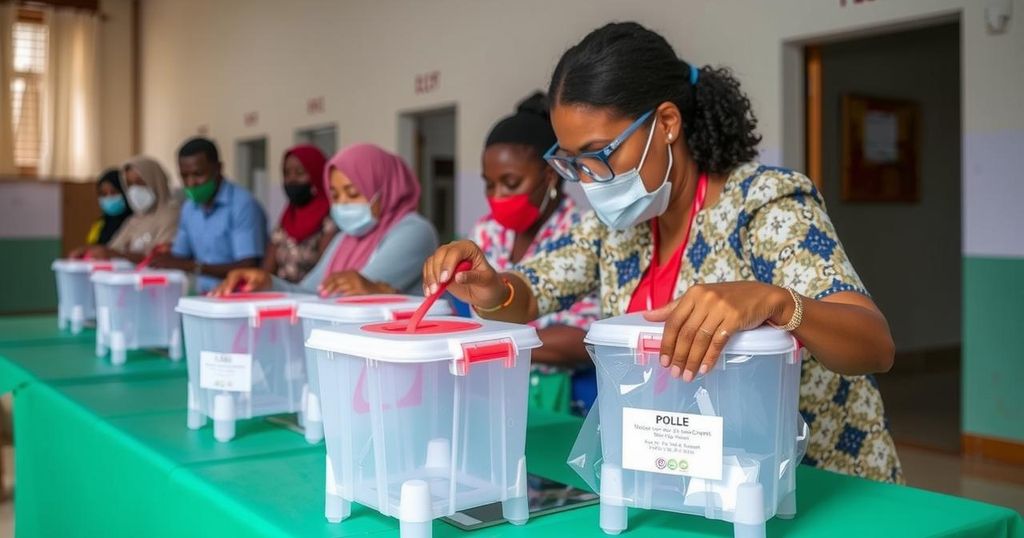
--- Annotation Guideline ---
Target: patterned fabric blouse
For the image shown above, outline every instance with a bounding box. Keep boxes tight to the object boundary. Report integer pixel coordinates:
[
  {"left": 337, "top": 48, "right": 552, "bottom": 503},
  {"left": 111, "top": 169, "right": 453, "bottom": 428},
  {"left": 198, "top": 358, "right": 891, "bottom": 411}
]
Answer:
[
  {"left": 270, "top": 218, "right": 336, "bottom": 283},
  {"left": 471, "top": 196, "right": 601, "bottom": 333},
  {"left": 516, "top": 162, "right": 903, "bottom": 484}
]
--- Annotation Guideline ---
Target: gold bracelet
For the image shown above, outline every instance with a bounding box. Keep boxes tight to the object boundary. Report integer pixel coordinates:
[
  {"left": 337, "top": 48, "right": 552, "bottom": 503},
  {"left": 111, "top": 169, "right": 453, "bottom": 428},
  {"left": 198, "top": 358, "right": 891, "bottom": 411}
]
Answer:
[
  {"left": 473, "top": 278, "right": 515, "bottom": 313},
  {"left": 769, "top": 287, "right": 804, "bottom": 332}
]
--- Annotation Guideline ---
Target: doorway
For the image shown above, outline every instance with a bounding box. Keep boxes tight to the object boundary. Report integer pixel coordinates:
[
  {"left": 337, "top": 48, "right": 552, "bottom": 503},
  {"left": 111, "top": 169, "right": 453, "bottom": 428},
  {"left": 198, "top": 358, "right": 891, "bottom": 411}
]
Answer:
[
  {"left": 398, "top": 106, "right": 456, "bottom": 242},
  {"left": 235, "top": 137, "right": 276, "bottom": 220},
  {"left": 295, "top": 124, "right": 337, "bottom": 157},
  {"left": 803, "top": 22, "right": 962, "bottom": 452}
]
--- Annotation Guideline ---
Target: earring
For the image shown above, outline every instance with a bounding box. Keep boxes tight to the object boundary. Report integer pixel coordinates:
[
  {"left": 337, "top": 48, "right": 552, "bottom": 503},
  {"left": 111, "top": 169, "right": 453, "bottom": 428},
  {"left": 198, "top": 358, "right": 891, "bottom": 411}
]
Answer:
[
  {"left": 549, "top": 187, "right": 557, "bottom": 200},
  {"left": 668, "top": 134, "right": 674, "bottom": 142}
]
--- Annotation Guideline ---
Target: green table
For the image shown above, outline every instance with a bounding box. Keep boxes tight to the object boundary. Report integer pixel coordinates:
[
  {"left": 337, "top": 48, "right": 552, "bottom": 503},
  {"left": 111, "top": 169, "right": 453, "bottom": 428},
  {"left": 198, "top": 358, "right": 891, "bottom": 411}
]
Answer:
[
  {"left": 0, "top": 338, "right": 186, "bottom": 393},
  {"left": 1, "top": 313, "right": 1020, "bottom": 537},
  {"left": 0, "top": 314, "right": 93, "bottom": 348}
]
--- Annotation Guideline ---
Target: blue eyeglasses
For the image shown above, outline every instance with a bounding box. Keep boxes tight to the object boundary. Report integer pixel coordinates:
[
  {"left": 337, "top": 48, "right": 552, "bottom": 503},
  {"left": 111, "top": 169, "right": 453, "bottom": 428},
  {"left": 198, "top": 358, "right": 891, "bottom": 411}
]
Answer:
[{"left": 543, "top": 110, "right": 654, "bottom": 183}]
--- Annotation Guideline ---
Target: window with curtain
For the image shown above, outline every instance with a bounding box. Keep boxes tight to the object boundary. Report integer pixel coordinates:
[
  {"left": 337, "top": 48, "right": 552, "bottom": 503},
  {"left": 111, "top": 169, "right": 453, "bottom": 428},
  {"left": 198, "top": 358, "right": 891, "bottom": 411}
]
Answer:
[
  {"left": 1, "top": 3, "right": 98, "bottom": 180},
  {"left": 11, "top": 12, "right": 48, "bottom": 174}
]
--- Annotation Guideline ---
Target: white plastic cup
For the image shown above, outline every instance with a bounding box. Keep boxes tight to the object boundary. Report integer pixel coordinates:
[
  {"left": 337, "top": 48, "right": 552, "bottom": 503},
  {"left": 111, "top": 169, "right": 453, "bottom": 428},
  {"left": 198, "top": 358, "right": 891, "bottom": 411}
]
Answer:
[
  {"left": 503, "top": 456, "right": 529, "bottom": 525},
  {"left": 110, "top": 331, "right": 127, "bottom": 366},
  {"left": 399, "top": 479, "right": 433, "bottom": 538},
  {"left": 213, "top": 393, "right": 236, "bottom": 442},
  {"left": 304, "top": 390, "right": 324, "bottom": 444},
  {"left": 325, "top": 492, "right": 350, "bottom": 524},
  {"left": 324, "top": 457, "right": 350, "bottom": 523},
  {"left": 424, "top": 438, "right": 451, "bottom": 471},
  {"left": 70, "top": 305, "right": 85, "bottom": 335},
  {"left": 733, "top": 482, "right": 766, "bottom": 538},
  {"left": 777, "top": 490, "right": 796, "bottom": 519},
  {"left": 600, "top": 463, "right": 627, "bottom": 535},
  {"left": 186, "top": 382, "right": 206, "bottom": 430},
  {"left": 168, "top": 326, "right": 183, "bottom": 361}
]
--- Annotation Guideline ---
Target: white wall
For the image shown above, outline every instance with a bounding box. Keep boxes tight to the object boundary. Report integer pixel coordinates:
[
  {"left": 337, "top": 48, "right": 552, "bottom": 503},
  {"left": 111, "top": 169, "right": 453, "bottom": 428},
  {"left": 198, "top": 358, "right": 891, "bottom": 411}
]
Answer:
[
  {"left": 98, "top": 0, "right": 134, "bottom": 169},
  {"left": 820, "top": 24, "right": 961, "bottom": 352},
  {"left": 138, "top": 0, "right": 1024, "bottom": 255}
]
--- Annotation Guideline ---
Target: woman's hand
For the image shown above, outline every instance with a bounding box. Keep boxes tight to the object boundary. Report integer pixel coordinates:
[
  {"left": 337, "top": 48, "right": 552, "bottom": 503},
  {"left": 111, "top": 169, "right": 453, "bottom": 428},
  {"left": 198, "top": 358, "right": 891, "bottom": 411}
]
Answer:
[
  {"left": 318, "top": 270, "right": 392, "bottom": 297},
  {"left": 209, "top": 268, "right": 273, "bottom": 296},
  {"left": 422, "top": 240, "right": 507, "bottom": 308},
  {"left": 83, "top": 245, "right": 112, "bottom": 260},
  {"left": 644, "top": 282, "right": 789, "bottom": 382}
]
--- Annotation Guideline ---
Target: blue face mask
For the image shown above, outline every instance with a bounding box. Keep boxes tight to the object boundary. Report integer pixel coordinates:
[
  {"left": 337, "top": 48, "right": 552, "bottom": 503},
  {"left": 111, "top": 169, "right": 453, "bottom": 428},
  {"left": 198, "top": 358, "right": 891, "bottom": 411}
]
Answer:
[
  {"left": 331, "top": 202, "right": 378, "bottom": 237},
  {"left": 580, "top": 117, "right": 673, "bottom": 230},
  {"left": 99, "top": 195, "right": 128, "bottom": 216}
]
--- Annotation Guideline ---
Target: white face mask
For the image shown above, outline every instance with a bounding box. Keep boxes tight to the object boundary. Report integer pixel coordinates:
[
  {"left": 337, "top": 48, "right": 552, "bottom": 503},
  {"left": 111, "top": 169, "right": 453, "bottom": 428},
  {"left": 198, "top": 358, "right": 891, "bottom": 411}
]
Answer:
[
  {"left": 580, "top": 117, "right": 673, "bottom": 230},
  {"left": 126, "top": 185, "right": 157, "bottom": 213},
  {"left": 331, "top": 202, "right": 378, "bottom": 237}
]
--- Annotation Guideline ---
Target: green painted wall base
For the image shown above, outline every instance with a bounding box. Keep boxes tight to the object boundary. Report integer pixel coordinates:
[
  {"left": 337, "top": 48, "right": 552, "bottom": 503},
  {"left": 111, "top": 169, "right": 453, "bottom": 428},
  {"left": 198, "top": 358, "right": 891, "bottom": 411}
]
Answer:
[
  {"left": 963, "top": 256, "right": 1024, "bottom": 443},
  {"left": 0, "top": 238, "right": 60, "bottom": 314}
]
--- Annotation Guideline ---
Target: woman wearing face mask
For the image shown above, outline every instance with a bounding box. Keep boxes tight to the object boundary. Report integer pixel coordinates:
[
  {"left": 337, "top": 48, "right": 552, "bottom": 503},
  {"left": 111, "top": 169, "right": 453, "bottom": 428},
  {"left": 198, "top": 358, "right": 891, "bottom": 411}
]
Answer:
[
  {"left": 214, "top": 143, "right": 437, "bottom": 297},
  {"left": 261, "top": 145, "right": 336, "bottom": 283},
  {"left": 71, "top": 169, "right": 133, "bottom": 257},
  {"left": 424, "top": 22, "right": 901, "bottom": 483},
  {"left": 474, "top": 92, "right": 600, "bottom": 413},
  {"left": 74, "top": 157, "right": 180, "bottom": 262}
]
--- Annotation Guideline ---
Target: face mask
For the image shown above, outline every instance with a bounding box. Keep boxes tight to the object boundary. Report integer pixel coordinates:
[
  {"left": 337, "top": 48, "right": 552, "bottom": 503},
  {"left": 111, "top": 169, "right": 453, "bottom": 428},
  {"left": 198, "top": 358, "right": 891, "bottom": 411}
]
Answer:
[
  {"left": 580, "top": 117, "right": 673, "bottom": 230},
  {"left": 284, "top": 183, "right": 314, "bottom": 206},
  {"left": 99, "top": 195, "right": 127, "bottom": 216},
  {"left": 184, "top": 178, "right": 218, "bottom": 204},
  {"left": 331, "top": 202, "right": 378, "bottom": 237},
  {"left": 126, "top": 185, "right": 156, "bottom": 213},
  {"left": 487, "top": 182, "right": 555, "bottom": 234}
]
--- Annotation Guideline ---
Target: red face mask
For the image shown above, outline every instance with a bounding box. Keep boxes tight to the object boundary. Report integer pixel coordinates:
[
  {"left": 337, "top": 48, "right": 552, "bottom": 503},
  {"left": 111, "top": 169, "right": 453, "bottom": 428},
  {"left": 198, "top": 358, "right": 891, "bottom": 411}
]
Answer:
[{"left": 487, "top": 193, "right": 541, "bottom": 233}]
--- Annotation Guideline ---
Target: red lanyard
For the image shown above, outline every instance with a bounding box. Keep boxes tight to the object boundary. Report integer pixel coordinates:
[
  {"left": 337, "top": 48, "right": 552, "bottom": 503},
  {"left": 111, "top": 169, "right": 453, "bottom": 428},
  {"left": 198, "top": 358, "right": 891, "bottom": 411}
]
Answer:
[{"left": 647, "top": 174, "right": 709, "bottom": 310}]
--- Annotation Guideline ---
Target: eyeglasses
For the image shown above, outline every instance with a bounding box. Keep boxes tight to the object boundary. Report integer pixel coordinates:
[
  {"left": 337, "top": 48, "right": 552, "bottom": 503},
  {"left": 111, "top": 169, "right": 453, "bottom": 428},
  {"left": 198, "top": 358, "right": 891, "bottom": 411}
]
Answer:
[{"left": 543, "top": 110, "right": 654, "bottom": 183}]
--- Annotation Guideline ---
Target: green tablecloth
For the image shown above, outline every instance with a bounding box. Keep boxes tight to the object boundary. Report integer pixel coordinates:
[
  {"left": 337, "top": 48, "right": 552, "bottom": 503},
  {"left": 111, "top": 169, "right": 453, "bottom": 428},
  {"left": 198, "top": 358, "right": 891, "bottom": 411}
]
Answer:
[
  {"left": 0, "top": 314, "right": 93, "bottom": 348},
  {"left": 2, "top": 314, "right": 1021, "bottom": 537},
  {"left": 0, "top": 338, "right": 186, "bottom": 393}
]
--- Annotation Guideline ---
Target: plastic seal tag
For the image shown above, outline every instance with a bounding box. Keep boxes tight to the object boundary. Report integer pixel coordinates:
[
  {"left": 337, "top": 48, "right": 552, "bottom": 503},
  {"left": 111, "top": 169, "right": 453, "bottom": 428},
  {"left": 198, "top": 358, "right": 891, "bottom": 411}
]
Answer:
[
  {"left": 451, "top": 337, "right": 516, "bottom": 376},
  {"left": 90, "top": 262, "right": 114, "bottom": 272},
  {"left": 251, "top": 305, "right": 298, "bottom": 327},
  {"left": 390, "top": 309, "right": 416, "bottom": 321},
  {"left": 137, "top": 274, "right": 168, "bottom": 289},
  {"left": 636, "top": 332, "right": 661, "bottom": 366},
  {"left": 566, "top": 404, "right": 602, "bottom": 494}
]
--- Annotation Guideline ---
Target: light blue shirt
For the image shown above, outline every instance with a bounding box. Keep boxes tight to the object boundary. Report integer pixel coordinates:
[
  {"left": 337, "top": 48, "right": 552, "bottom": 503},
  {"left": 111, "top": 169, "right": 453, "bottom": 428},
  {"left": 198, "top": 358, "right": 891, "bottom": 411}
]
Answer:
[
  {"left": 171, "top": 179, "right": 267, "bottom": 292},
  {"left": 272, "top": 213, "right": 437, "bottom": 295}
]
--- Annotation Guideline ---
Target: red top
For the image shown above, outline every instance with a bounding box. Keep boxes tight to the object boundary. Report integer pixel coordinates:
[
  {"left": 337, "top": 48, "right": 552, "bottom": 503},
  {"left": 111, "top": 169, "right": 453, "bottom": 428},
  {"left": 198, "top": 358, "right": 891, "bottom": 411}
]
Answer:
[
  {"left": 362, "top": 319, "right": 481, "bottom": 335},
  {"left": 627, "top": 174, "right": 709, "bottom": 313}
]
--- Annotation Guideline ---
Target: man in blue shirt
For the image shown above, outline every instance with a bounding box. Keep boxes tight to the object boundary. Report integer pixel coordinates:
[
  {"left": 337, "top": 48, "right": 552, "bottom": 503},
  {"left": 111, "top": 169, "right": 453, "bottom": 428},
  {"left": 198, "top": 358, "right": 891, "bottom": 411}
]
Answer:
[{"left": 151, "top": 137, "right": 267, "bottom": 292}]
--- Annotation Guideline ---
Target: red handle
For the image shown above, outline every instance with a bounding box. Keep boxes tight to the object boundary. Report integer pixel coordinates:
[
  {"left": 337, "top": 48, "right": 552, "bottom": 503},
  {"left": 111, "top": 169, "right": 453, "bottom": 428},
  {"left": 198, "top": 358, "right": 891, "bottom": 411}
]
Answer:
[
  {"left": 254, "top": 306, "right": 297, "bottom": 327},
  {"left": 636, "top": 333, "right": 662, "bottom": 366},
  {"left": 139, "top": 275, "right": 168, "bottom": 288},
  {"left": 454, "top": 338, "right": 515, "bottom": 376}
]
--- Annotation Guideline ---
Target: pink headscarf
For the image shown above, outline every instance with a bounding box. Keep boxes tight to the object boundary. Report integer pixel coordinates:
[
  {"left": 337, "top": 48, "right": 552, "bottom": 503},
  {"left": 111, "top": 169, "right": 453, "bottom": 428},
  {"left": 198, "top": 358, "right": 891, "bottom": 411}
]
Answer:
[{"left": 324, "top": 143, "right": 422, "bottom": 274}]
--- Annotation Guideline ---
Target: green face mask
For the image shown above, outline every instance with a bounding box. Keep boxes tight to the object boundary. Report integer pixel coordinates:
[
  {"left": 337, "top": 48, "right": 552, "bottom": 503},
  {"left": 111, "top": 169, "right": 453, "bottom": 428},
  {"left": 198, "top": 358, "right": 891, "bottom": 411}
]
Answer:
[{"left": 184, "top": 178, "right": 218, "bottom": 204}]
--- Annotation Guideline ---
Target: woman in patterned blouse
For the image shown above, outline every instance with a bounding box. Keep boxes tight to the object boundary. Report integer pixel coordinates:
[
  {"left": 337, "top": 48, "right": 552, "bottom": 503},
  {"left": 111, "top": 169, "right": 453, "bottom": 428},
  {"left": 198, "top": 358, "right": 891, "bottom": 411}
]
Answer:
[
  {"left": 424, "top": 22, "right": 902, "bottom": 483},
  {"left": 473, "top": 92, "right": 601, "bottom": 412}
]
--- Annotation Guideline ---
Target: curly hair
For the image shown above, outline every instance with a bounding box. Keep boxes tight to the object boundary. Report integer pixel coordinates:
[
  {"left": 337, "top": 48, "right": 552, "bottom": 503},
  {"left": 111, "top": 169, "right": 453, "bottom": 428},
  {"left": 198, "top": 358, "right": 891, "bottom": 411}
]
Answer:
[{"left": 549, "top": 22, "right": 761, "bottom": 174}]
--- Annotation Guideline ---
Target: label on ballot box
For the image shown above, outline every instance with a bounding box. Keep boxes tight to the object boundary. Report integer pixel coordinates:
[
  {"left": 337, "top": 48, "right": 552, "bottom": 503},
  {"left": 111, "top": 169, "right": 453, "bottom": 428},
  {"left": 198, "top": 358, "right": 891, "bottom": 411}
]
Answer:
[
  {"left": 200, "top": 351, "right": 253, "bottom": 392},
  {"left": 622, "top": 407, "right": 723, "bottom": 481}
]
